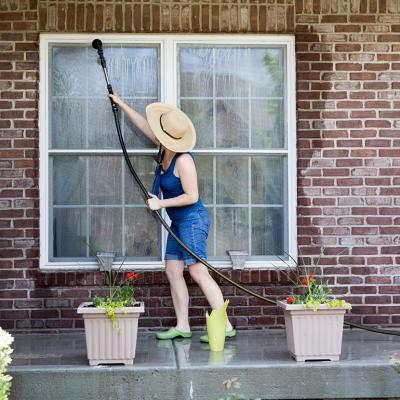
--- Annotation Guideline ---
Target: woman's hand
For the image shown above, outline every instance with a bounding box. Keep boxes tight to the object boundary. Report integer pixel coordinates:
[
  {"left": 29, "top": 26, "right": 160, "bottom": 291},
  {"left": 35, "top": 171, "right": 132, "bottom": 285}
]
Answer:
[
  {"left": 108, "top": 91, "right": 125, "bottom": 107},
  {"left": 146, "top": 192, "right": 163, "bottom": 211}
]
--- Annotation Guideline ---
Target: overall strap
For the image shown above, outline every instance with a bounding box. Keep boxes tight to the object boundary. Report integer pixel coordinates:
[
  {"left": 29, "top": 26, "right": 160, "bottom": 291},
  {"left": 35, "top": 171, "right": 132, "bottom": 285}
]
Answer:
[
  {"left": 151, "top": 145, "right": 165, "bottom": 196},
  {"left": 151, "top": 164, "right": 161, "bottom": 196},
  {"left": 169, "top": 152, "right": 181, "bottom": 171}
]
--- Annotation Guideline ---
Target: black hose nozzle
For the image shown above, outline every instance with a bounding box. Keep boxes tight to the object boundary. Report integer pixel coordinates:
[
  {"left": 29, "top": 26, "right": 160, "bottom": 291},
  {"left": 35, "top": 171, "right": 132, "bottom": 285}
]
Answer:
[
  {"left": 92, "top": 38, "right": 107, "bottom": 69},
  {"left": 92, "top": 39, "right": 103, "bottom": 51}
]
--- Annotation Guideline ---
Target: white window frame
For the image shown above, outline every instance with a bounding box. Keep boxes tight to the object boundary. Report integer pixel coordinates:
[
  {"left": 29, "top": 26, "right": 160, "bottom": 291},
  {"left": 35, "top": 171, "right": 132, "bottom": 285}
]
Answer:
[{"left": 39, "top": 33, "right": 297, "bottom": 271}]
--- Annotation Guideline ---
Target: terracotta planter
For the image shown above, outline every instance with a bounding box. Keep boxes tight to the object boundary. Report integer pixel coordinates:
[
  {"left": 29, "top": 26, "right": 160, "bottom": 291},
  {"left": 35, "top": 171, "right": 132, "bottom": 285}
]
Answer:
[
  {"left": 77, "top": 301, "right": 145, "bottom": 366},
  {"left": 277, "top": 300, "right": 350, "bottom": 362}
]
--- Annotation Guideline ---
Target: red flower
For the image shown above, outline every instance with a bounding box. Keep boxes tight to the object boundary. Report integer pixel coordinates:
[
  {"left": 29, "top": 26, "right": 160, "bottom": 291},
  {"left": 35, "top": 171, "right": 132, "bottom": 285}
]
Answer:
[
  {"left": 286, "top": 296, "right": 294, "bottom": 304},
  {"left": 301, "top": 275, "right": 313, "bottom": 285},
  {"left": 125, "top": 272, "right": 133, "bottom": 280},
  {"left": 134, "top": 273, "right": 139, "bottom": 280}
]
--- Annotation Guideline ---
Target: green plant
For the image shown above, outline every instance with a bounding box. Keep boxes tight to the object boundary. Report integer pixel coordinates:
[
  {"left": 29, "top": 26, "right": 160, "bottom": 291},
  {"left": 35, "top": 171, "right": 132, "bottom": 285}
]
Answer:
[
  {"left": 285, "top": 274, "right": 351, "bottom": 311},
  {"left": 92, "top": 254, "right": 139, "bottom": 331},
  {"left": 272, "top": 246, "right": 352, "bottom": 311},
  {"left": 0, "top": 327, "right": 14, "bottom": 400},
  {"left": 81, "top": 241, "right": 141, "bottom": 331},
  {"left": 92, "top": 265, "right": 140, "bottom": 332}
]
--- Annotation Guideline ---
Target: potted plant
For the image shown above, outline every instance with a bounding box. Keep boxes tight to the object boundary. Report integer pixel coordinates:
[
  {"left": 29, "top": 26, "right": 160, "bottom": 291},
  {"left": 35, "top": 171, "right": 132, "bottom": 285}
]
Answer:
[
  {"left": 77, "top": 252, "right": 144, "bottom": 366},
  {"left": 276, "top": 248, "right": 352, "bottom": 362}
]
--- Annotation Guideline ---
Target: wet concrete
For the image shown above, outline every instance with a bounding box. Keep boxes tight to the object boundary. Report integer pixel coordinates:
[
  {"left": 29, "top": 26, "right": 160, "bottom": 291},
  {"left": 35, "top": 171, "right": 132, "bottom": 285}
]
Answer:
[{"left": 8, "top": 329, "right": 400, "bottom": 400}]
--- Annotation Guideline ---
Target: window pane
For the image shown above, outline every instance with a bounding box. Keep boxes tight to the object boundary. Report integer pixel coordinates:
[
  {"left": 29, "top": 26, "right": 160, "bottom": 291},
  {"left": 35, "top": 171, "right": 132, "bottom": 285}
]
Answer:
[
  {"left": 89, "top": 156, "right": 121, "bottom": 205},
  {"left": 89, "top": 208, "right": 122, "bottom": 257},
  {"left": 52, "top": 156, "right": 86, "bottom": 206},
  {"left": 52, "top": 208, "right": 87, "bottom": 258},
  {"left": 122, "top": 47, "right": 158, "bottom": 97},
  {"left": 251, "top": 99, "right": 285, "bottom": 149},
  {"left": 180, "top": 99, "right": 213, "bottom": 148},
  {"left": 216, "top": 99, "right": 248, "bottom": 148},
  {"left": 252, "top": 207, "right": 284, "bottom": 256},
  {"left": 216, "top": 208, "right": 249, "bottom": 257},
  {"left": 249, "top": 48, "right": 285, "bottom": 98},
  {"left": 205, "top": 206, "right": 215, "bottom": 258},
  {"left": 252, "top": 156, "right": 286, "bottom": 205},
  {"left": 51, "top": 99, "right": 86, "bottom": 149},
  {"left": 216, "top": 156, "right": 248, "bottom": 204},
  {"left": 87, "top": 98, "right": 122, "bottom": 149},
  {"left": 179, "top": 47, "right": 213, "bottom": 97},
  {"left": 51, "top": 46, "right": 87, "bottom": 97},
  {"left": 125, "top": 207, "right": 160, "bottom": 259},
  {"left": 195, "top": 155, "right": 213, "bottom": 205},
  {"left": 215, "top": 48, "right": 249, "bottom": 97},
  {"left": 125, "top": 156, "right": 156, "bottom": 205}
]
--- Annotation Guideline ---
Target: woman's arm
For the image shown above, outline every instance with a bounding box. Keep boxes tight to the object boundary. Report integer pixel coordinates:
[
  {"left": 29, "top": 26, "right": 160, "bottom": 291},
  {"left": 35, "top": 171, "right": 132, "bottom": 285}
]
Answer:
[
  {"left": 146, "top": 154, "right": 199, "bottom": 210},
  {"left": 108, "top": 92, "right": 159, "bottom": 145}
]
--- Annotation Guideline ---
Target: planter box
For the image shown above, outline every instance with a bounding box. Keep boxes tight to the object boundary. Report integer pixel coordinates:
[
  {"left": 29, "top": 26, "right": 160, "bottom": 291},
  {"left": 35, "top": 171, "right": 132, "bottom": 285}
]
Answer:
[
  {"left": 77, "top": 301, "right": 145, "bottom": 366},
  {"left": 277, "top": 300, "right": 350, "bottom": 362}
]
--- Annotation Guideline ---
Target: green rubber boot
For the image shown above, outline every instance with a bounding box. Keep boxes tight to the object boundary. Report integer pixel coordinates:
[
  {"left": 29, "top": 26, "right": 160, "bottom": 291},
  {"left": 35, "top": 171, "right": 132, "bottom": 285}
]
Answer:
[{"left": 156, "top": 327, "right": 192, "bottom": 340}]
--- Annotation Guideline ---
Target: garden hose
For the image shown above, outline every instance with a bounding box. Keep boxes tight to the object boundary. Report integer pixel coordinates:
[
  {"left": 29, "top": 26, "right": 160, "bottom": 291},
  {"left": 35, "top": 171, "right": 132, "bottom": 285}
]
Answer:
[{"left": 92, "top": 39, "right": 400, "bottom": 338}]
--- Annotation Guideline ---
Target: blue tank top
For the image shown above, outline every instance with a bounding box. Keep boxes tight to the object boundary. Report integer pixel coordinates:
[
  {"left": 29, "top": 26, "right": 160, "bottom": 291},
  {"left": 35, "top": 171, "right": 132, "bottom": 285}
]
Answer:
[{"left": 151, "top": 152, "right": 204, "bottom": 221}]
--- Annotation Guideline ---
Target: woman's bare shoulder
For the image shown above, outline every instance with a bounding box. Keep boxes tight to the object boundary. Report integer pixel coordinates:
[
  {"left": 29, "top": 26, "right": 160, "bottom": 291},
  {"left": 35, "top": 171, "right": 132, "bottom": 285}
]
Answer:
[
  {"left": 175, "top": 153, "right": 196, "bottom": 170},
  {"left": 176, "top": 153, "right": 194, "bottom": 163}
]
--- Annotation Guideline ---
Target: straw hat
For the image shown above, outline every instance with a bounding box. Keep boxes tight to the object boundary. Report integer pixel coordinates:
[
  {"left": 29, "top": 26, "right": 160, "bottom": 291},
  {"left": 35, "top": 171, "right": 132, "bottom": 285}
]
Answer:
[{"left": 145, "top": 102, "right": 196, "bottom": 152}]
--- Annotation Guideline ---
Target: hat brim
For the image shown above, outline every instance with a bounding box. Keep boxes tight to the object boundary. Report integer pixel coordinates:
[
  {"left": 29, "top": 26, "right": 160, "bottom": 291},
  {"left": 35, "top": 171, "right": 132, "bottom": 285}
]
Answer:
[{"left": 145, "top": 102, "right": 196, "bottom": 152}]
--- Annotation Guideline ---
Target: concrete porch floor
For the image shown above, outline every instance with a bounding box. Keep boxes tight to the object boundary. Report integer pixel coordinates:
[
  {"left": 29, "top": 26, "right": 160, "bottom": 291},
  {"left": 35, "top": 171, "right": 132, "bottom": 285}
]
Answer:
[{"left": 8, "top": 329, "right": 400, "bottom": 400}]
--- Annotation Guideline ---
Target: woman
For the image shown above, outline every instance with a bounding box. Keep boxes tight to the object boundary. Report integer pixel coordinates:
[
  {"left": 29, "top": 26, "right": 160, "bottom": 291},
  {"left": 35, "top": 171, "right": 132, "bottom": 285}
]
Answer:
[{"left": 108, "top": 92, "right": 236, "bottom": 342}]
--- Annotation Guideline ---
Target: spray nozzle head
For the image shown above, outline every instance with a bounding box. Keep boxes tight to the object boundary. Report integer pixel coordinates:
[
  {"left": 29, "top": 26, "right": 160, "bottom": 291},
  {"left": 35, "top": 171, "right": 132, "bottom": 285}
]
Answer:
[{"left": 92, "top": 39, "right": 103, "bottom": 51}]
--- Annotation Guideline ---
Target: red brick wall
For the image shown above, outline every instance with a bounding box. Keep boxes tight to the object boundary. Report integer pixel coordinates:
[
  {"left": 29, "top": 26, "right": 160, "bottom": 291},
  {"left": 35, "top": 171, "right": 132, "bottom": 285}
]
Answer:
[{"left": 1, "top": 0, "right": 399, "bottom": 332}]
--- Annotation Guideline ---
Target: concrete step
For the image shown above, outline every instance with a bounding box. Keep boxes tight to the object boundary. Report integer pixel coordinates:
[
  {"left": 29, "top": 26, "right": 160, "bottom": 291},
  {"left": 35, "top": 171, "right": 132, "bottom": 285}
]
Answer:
[{"left": 8, "top": 330, "right": 400, "bottom": 400}]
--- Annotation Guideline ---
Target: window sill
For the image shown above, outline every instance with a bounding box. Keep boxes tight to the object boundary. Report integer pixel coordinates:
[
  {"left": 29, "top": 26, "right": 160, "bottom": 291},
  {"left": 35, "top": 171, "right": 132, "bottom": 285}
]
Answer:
[{"left": 39, "top": 259, "right": 296, "bottom": 272}]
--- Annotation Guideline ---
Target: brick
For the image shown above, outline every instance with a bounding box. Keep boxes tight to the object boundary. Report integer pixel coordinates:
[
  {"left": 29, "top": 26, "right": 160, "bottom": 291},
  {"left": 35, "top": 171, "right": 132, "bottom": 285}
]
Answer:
[
  {"left": 335, "top": 44, "right": 361, "bottom": 52},
  {"left": 365, "top": 295, "right": 392, "bottom": 304},
  {"left": 321, "top": 14, "right": 348, "bottom": 23},
  {"left": 380, "top": 286, "right": 400, "bottom": 294},
  {"left": 350, "top": 286, "right": 377, "bottom": 294}
]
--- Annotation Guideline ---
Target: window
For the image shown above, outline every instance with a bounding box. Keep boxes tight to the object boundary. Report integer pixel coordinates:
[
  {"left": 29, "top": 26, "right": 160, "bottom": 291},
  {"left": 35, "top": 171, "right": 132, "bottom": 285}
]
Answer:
[{"left": 39, "top": 34, "right": 296, "bottom": 270}]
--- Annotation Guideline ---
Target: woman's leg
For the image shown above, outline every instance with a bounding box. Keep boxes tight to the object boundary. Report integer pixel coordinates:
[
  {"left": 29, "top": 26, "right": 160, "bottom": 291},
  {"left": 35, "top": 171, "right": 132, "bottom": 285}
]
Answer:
[
  {"left": 165, "top": 259, "right": 191, "bottom": 332},
  {"left": 188, "top": 262, "right": 233, "bottom": 331}
]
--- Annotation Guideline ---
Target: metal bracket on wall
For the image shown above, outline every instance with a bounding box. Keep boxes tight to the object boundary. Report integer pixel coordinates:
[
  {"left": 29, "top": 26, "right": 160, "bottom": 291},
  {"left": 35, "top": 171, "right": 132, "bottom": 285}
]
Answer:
[
  {"left": 228, "top": 250, "right": 248, "bottom": 270},
  {"left": 96, "top": 252, "right": 115, "bottom": 272}
]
